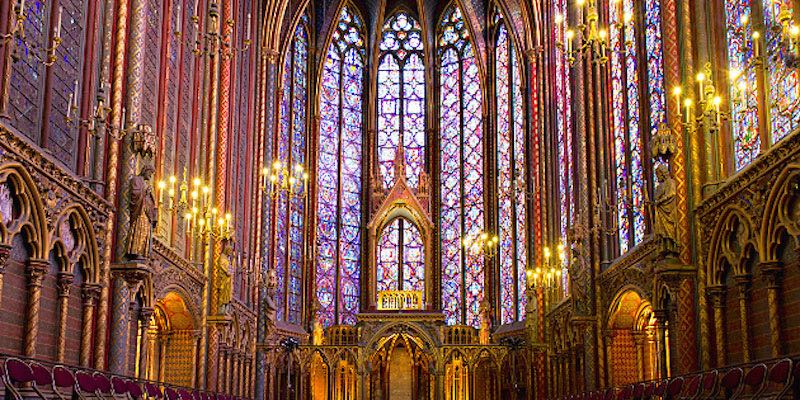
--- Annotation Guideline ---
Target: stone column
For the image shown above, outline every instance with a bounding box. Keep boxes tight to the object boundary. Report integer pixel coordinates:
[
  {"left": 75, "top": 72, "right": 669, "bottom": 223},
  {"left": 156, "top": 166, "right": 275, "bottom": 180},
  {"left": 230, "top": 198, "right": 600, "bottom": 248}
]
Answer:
[
  {"left": 80, "top": 283, "right": 101, "bottom": 366},
  {"left": 109, "top": 272, "right": 133, "bottom": 374},
  {"left": 633, "top": 332, "right": 646, "bottom": 382},
  {"left": 138, "top": 307, "right": 154, "bottom": 378},
  {"left": 158, "top": 332, "right": 169, "bottom": 382},
  {"left": 191, "top": 331, "right": 201, "bottom": 388},
  {"left": 24, "top": 259, "right": 48, "bottom": 357},
  {"left": 707, "top": 286, "right": 726, "bottom": 367},
  {"left": 653, "top": 309, "right": 670, "bottom": 379},
  {"left": 56, "top": 272, "right": 75, "bottom": 362},
  {"left": 734, "top": 274, "right": 752, "bottom": 362},
  {"left": 108, "top": 262, "right": 150, "bottom": 375},
  {"left": 759, "top": 261, "right": 783, "bottom": 357},
  {"left": 0, "top": 244, "right": 11, "bottom": 303}
]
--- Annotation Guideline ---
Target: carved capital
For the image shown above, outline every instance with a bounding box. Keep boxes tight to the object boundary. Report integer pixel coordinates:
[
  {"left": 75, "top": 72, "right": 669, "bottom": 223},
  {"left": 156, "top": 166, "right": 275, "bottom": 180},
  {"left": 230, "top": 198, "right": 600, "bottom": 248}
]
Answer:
[
  {"left": 0, "top": 244, "right": 11, "bottom": 273},
  {"left": 706, "top": 286, "right": 727, "bottom": 308},
  {"left": 734, "top": 274, "right": 752, "bottom": 296},
  {"left": 26, "top": 259, "right": 49, "bottom": 288},
  {"left": 57, "top": 272, "right": 74, "bottom": 297},
  {"left": 112, "top": 261, "right": 152, "bottom": 288},
  {"left": 139, "top": 306, "right": 155, "bottom": 323},
  {"left": 81, "top": 283, "right": 102, "bottom": 305},
  {"left": 758, "top": 261, "right": 783, "bottom": 289}
]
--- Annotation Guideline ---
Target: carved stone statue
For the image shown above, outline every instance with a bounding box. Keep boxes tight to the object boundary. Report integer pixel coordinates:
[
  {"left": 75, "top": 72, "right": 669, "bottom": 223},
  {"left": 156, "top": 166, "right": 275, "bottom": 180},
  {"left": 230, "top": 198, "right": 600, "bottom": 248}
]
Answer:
[
  {"left": 125, "top": 164, "right": 158, "bottom": 260},
  {"left": 417, "top": 169, "right": 430, "bottom": 196},
  {"left": 264, "top": 268, "right": 278, "bottom": 333},
  {"left": 217, "top": 238, "right": 234, "bottom": 314},
  {"left": 653, "top": 163, "right": 678, "bottom": 253},
  {"left": 310, "top": 299, "right": 324, "bottom": 345},
  {"left": 479, "top": 298, "right": 492, "bottom": 345}
]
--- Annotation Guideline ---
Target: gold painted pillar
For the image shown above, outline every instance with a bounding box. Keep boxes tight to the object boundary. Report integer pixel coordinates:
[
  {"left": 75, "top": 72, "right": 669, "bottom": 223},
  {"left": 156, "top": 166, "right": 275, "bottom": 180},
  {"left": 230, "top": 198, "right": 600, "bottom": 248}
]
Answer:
[
  {"left": 158, "top": 332, "right": 169, "bottom": 383},
  {"left": 759, "top": 262, "right": 783, "bottom": 357},
  {"left": 56, "top": 272, "right": 74, "bottom": 362},
  {"left": 653, "top": 310, "right": 670, "bottom": 379},
  {"left": 706, "top": 286, "right": 726, "bottom": 367},
  {"left": 138, "top": 307, "right": 154, "bottom": 378},
  {"left": 734, "top": 275, "right": 752, "bottom": 362},
  {"left": 80, "top": 283, "right": 101, "bottom": 366},
  {"left": 633, "top": 332, "right": 645, "bottom": 382},
  {"left": 24, "top": 259, "right": 48, "bottom": 357}
]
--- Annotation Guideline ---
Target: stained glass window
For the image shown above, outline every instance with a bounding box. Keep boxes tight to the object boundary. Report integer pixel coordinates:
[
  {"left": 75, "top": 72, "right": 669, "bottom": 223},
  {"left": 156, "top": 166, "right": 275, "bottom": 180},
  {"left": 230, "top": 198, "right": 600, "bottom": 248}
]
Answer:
[
  {"left": 553, "top": 0, "right": 573, "bottom": 294},
  {"left": 725, "top": 0, "right": 761, "bottom": 170},
  {"left": 439, "top": 4, "right": 485, "bottom": 327},
  {"left": 609, "top": 0, "right": 646, "bottom": 253},
  {"left": 762, "top": 0, "right": 800, "bottom": 144},
  {"left": 46, "top": 0, "right": 86, "bottom": 168},
  {"left": 377, "top": 12, "right": 425, "bottom": 189},
  {"left": 376, "top": 218, "right": 425, "bottom": 295},
  {"left": 496, "top": 20, "right": 527, "bottom": 324},
  {"left": 316, "top": 6, "right": 365, "bottom": 328},
  {"left": 274, "top": 18, "right": 308, "bottom": 324},
  {"left": 8, "top": 0, "right": 47, "bottom": 141}
]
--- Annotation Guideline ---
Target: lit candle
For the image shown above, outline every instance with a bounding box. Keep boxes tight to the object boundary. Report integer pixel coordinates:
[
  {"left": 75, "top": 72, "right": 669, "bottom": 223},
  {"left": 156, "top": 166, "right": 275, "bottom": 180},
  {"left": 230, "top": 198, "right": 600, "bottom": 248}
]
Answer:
[
  {"left": 672, "top": 86, "right": 682, "bottom": 116},
  {"left": 684, "top": 98, "right": 693, "bottom": 124},
  {"left": 752, "top": 31, "right": 761, "bottom": 58},
  {"left": 55, "top": 7, "right": 63, "bottom": 39},
  {"left": 565, "top": 29, "right": 574, "bottom": 55},
  {"left": 245, "top": 13, "right": 251, "bottom": 41}
]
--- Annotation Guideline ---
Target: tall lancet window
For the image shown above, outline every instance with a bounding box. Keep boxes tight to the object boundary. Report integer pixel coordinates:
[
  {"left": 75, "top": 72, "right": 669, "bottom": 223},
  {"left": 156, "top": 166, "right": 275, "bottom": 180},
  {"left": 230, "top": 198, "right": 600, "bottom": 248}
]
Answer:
[
  {"left": 377, "top": 12, "right": 426, "bottom": 189},
  {"left": 495, "top": 18, "right": 527, "bottom": 324},
  {"left": 761, "top": 1, "right": 800, "bottom": 144},
  {"left": 316, "top": 6, "right": 365, "bottom": 327},
  {"left": 609, "top": 0, "right": 645, "bottom": 253},
  {"left": 274, "top": 17, "right": 309, "bottom": 324},
  {"left": 439, "top": 4, "right": 485, "bottom": 327},
  {"left": 377, "top": 218, "right": 425, "bottom": 295},
  {"left": 553, "top": 0, "right": 573, "bottom": 294},
  {"left": 725, "top": 0, "right": 799, "bottom": 171}
]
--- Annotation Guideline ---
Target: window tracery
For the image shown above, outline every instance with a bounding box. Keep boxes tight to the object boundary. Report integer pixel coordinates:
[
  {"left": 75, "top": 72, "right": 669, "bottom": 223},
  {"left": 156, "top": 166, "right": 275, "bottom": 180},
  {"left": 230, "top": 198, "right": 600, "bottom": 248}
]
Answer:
[
  {"left": 439, "top": 4, "right": 485, "bottom": 327},
  {"left": 274, "top": 17, "right": 309, "bottom": 324},
  {"left": 316, "top": 5, "right": 365, "bottom": 327},
  {"left": 495, "top": 18, "right": 527, "bottom": 324}
]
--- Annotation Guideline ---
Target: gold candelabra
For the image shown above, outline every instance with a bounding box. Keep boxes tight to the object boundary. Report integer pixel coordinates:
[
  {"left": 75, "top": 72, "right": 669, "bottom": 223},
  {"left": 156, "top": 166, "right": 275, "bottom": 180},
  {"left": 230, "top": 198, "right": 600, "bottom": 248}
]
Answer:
[
  {"left": 1, "top": 0, "right": 64, "bottom": 66},
  {"left": 156, "top": 171, "right": 234, "bottom": 240},
  {"left": 261, "top": 161, "right": 309, "bottom": 199},
  {"left": 528, "top": 243, "right": 566, "bottom": 291},
  {"left": 461, "top": 230, "right": 499, "bottom": 259},
  {"left": 556, "top": 0, "right": 631, "bottom": 65},
  {"left": 672, "top": 62, "right": 728, "bottom": 178},
  {"left": 177, "top": 0, "right": 251, "bottom": 59}
]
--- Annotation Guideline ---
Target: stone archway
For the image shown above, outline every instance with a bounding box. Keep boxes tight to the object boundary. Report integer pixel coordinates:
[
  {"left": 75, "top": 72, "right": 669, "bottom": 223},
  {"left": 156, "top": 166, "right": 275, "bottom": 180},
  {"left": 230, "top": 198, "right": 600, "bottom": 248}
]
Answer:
[
  {"left": 150, "top": 291, "right": 199, "bottom": 387},
  {"left": 606, "top": 289, "right": 659, "bottom": 386}
]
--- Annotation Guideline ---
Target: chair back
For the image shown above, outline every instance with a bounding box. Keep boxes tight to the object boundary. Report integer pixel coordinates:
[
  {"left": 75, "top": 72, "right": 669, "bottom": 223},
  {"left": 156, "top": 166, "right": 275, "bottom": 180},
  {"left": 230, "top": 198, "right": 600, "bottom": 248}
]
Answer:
[
  {"left": 165, "top": 387, "right": 179, "bottom": 400},
  {"left": 5, "top": 358, "right": 34, "bottom": 384},
  {"left": 75, "top": 371, "right": 98, "bottom": 394},
  {"left": 666, "top": 377, "right": 684, "bottom": 397},
  {"left": 743, "top": 364, "right": 767, "bottom": 390},
  {"left": 768, "top": 358, "right": 792, "bottom": 384},
  {"left": 111, "top": 376, "right": 129, "bottom": 395},
  {"left": 683, "top": 375, "right": 701, "bottom": 398},
  {"left": 127, "top": 381, "right": 143, "bottom": 399},
  {"left": 144, "top": 383, "right": 162, "bottom": 399},
  {"left": 29, "top": 363, "right": 51, "bottom": 387},
  {"left": 93, "top": 372, "right": 112, "bottom": 394},
  {"left": 52, "top": 366, "right": 75, "bottom": 389},
  {"left": 721, "top": 367, "right": 743, "bottom": 391}
]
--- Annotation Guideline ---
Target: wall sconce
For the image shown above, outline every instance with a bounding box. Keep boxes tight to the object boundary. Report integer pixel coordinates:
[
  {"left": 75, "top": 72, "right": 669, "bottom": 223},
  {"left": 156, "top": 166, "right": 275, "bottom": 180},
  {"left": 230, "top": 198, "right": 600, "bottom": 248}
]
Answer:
[{"left": 1, "top": 1, "right": 65, "bottom": 66}]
